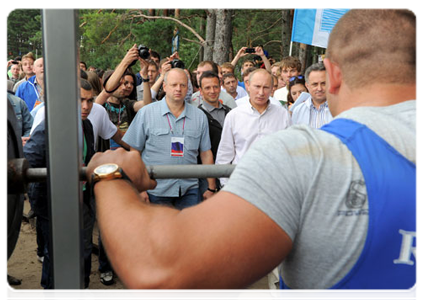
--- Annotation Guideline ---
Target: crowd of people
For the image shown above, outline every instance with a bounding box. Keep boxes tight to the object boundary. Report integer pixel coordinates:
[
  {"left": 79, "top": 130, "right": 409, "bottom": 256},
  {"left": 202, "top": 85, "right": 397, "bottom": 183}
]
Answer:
[{"left": 7, "top": 9, "right": 415, "bottom": 290}]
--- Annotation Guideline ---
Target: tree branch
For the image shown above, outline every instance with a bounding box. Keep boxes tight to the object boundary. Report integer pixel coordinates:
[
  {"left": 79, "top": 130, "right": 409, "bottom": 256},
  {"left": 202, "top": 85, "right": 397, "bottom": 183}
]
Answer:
[
  {"left": 101, "top": 22, "right": 120, "bottom": 44},
  {"left": 182, "top": 37, "right": 203, "bottom": 46},
  {"left": 263, "top": 40, "right": 283, "bottom": 47},
  {"left": 132, "top": 13, "right": 206, "bottom": 45},
  {"left": 253, "top": 17, "right": 283, "bottom": 36}
]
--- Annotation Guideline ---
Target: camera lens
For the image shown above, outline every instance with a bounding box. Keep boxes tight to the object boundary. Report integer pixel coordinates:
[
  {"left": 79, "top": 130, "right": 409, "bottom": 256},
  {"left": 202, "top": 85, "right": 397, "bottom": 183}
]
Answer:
[
  {"left": 138, "top": 45, "right": 150, "bottom": 60},
  {"left": 171, "top": 59, "right": 185, "bottom": 69}
]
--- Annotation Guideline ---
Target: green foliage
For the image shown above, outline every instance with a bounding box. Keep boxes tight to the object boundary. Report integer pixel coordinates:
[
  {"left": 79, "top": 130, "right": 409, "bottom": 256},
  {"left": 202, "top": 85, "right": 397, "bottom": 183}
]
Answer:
[
  {"left": 7, "top": 9, "right": 323, "bottom": 73},
  {"left": 7, "top": 9, "right": 43, "bottom": 59}
]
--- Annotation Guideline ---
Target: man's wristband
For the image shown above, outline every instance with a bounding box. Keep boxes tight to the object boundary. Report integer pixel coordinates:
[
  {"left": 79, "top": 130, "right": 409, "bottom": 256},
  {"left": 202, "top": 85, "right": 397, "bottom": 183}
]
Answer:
[
  {"left": 142, "top": 77, "right": 150, "bottom": 82},
  {"left": 207, "top": 187, "right": 219, "bottom": 193}
]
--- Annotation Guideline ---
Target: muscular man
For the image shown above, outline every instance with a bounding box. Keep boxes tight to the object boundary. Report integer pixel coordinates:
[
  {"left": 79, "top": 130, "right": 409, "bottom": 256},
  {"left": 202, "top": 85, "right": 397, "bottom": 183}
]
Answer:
[{"left": 86, "top": 10, "right": 415, "bottom": 289}]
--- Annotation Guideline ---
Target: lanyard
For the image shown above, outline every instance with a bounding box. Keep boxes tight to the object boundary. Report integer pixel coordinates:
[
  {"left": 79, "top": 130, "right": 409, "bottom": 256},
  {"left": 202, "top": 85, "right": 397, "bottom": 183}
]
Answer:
[{"left": 166, "top": 114, "right": 185, "bottom": 134}]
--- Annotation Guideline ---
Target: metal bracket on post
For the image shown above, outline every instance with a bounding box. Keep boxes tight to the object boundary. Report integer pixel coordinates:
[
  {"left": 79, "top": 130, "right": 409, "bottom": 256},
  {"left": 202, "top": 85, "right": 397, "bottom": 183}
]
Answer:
[{"left": 42, "top": 9, "right": 83, "bottom": 289}]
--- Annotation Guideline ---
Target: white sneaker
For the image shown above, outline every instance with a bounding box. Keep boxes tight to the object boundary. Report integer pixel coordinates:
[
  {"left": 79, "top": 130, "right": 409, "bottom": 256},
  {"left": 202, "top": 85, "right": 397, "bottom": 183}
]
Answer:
[
  {"left": 100, "top": 271, "right": 114, "bottom": 286},
  {"left": 37, "top": 255, "right": 44, "bottom": 263},
  {"left": 85, "top": 288, "right": 95, "bottom": 300}
]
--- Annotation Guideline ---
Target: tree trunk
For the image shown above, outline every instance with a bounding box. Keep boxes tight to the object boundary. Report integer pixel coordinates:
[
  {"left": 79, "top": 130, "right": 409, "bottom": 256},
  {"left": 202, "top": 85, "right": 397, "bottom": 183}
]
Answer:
[
  {"left": 213, "top": 9, "right": 232, "bottom": 65},
  {"left": 203, "top": 9, "right": 216, "bottom": 61},
  {"left": 299, "top": 43, "right": 307, "bottom": 73},
  {"left": 199, "top": 12, "right": 206, "bottom": 61},
  {"left": 281, "top": 9, "right": 291, "bottom": 58}
]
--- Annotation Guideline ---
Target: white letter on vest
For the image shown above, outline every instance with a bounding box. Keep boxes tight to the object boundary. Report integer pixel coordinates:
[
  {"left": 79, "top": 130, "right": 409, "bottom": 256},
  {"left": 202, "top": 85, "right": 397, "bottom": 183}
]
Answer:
[{"left": 393, "top": 229, "right": 416, "bottom": 265}]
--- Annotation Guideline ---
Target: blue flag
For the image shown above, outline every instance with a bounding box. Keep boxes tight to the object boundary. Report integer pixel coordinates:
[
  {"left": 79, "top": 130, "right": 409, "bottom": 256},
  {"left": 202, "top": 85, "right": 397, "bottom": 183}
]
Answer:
[{"left": 291, "top": 9, "right": 349, "bottom": 48}]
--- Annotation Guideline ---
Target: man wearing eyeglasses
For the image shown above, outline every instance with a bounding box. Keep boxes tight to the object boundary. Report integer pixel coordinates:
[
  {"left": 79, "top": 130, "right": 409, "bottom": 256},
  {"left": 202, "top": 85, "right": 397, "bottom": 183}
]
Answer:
[{"left": 291, "top": 63, "right": 333, "bottom": 128}]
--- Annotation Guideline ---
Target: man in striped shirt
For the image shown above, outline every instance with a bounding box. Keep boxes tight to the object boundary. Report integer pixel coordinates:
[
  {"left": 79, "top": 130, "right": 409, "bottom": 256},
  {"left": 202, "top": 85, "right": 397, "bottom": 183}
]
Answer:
[{"left": 291, "top": 63, "right": 333, "bottom": 128}]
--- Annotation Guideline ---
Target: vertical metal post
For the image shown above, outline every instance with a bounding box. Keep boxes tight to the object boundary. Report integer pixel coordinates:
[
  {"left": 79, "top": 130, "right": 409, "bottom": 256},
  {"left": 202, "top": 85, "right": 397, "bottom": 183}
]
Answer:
[{"left": 42, "top": 9, "right": 83, "bottom": 289}]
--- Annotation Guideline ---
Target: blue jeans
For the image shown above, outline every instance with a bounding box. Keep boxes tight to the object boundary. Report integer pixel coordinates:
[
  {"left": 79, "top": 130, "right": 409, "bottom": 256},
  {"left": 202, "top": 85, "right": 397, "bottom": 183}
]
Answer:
[{"left": 148, "top": 188, "right": 201, "bottom": 210}]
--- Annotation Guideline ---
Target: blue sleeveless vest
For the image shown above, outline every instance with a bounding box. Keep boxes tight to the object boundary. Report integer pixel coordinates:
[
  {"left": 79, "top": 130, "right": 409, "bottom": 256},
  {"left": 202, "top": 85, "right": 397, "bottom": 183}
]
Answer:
[{"left": 280, "top": 118, "right": 416, "bottom": 289}]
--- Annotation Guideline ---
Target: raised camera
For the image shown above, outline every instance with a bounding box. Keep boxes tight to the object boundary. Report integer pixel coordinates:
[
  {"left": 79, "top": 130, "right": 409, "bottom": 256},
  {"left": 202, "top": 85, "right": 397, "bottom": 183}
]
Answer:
[
  {"left": 170, "top": 59, "right": 185, "bottom": 69},
  {"left": 138, "top": 45, "right": 150, "bottom": 60}
]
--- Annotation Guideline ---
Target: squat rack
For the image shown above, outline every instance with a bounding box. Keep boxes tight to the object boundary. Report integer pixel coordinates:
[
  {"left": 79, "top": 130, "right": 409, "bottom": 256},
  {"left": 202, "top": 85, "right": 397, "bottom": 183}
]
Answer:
[{"left": 38, "top": 9, "right": 234, "bottom": 289}]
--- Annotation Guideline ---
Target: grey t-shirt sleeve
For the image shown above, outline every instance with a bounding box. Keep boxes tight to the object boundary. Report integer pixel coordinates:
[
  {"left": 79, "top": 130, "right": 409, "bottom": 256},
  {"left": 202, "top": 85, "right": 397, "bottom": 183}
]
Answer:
[{"left": 221, "top": 128, "right": 312, "bottom": 241}]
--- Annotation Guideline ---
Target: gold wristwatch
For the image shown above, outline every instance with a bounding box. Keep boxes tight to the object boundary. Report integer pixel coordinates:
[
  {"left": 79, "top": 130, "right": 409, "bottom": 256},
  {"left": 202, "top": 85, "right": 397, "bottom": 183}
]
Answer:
[{"left": 91, "top": 163, "right": 131, "bottom": 185}]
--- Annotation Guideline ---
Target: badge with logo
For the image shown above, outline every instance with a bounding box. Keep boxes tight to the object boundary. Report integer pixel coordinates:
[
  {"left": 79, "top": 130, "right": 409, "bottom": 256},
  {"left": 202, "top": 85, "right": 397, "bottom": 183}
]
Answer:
[{"left": 171, "top": 137, "right": 184, "bottom": 157}]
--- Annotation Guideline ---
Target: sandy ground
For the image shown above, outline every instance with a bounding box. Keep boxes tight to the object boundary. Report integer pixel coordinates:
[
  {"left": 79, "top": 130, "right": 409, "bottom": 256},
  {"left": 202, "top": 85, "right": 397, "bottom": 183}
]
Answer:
[{"left": 7, "top": 199, "right": 270, "bottom": 290}]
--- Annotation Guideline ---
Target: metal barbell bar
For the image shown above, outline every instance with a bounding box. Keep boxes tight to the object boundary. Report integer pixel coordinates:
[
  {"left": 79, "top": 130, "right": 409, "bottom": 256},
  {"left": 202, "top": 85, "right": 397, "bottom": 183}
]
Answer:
[
  {"left": 8, "top": 158, "right": 236, "bottom": 192},
  {"left": 26, "top": 164, "right": 236, "bottom": 181}
]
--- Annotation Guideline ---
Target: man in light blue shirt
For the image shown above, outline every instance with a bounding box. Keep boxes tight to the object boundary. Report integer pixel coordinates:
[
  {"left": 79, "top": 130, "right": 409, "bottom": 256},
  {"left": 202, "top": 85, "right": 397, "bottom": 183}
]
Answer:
[
  {"left": 123, "top": 68, "right": 216, "bottom": 209},
  {"left": 292, "top": 63, "right": 333, "bottom": 128}
]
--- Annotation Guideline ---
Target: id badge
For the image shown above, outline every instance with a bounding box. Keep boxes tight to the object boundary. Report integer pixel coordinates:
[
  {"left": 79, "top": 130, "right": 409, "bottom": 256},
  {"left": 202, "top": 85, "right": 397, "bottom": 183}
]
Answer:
[{"left": 171, "top": 137, "right": 184, "bottom": 157}]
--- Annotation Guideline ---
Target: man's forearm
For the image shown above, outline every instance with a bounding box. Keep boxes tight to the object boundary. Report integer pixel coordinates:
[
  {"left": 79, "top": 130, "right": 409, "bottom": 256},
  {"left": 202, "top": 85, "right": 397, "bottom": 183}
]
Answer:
[{"left": 94, "top": 179, "right": 290, "bottom": 289}]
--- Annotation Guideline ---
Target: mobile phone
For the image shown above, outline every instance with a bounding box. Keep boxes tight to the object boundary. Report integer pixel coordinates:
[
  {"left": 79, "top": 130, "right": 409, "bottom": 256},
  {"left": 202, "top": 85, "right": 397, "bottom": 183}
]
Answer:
[{"left": 245, "top": 48, "right": 255, "bottom": 53}]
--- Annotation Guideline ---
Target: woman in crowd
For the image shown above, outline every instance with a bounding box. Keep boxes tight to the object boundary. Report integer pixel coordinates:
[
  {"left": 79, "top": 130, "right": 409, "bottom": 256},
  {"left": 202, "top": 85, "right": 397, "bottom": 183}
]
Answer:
[{"left": 287, "top": 75, "right": 308, "bottom": 110}]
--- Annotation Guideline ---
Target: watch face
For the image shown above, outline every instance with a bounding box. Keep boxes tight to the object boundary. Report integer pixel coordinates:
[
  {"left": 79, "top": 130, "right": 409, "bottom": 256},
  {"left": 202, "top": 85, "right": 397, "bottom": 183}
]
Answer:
[{"left": 95, "top": 163, "right": 119, "bottom": 175}]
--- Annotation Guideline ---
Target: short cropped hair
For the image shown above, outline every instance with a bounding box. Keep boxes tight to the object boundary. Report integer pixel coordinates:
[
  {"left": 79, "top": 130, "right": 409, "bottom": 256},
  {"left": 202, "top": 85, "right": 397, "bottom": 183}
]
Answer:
[
  {"left": 198, "top": 61, "right": 219, "bottom": 74},
  {"left": 146, "top": 59, "right": 159, "bottom": 71},
  {"left": 305, "top": 63, "right": 326, "bottom": 83},
  {"left": 80, "top": 78, "right": 93, "bottom": 91},
  {"left": 326, "top": 9, "right": 415, "bottom": 88},
  {"left": 163, "top": 68, "right": 189, "bottom": 84},
  {"left": 220, "top": 62, "right": 234, "bottom": 72},
  {"left": 222, "top": 72, "right": 237, "bottom": 83},
  {"left": 242, "top": 67, "right": 258, "bottom": 80},
  {"left": 199, "top": 71, "right": 219, "bottom": 87},
  {"left": 150, "top": 50, "right": 160, "bottom": 61},
  {"left": 248, "top": 69, "right": 274, "bottom": 89}
]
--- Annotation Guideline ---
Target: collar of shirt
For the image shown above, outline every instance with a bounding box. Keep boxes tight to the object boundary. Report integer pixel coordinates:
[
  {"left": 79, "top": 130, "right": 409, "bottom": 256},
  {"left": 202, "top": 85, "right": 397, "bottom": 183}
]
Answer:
[
  {"left": 201, "top": 100, "right": 223, "bottom": 113},
  {"left": 305, "top": 97, "right": 328, "bottom": 110},
  {"left": 248, "top": 99, "right": 271, "bottom": 115},
  {"left": 160, "top": 97, "right": 192, "bottom": 121}
]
